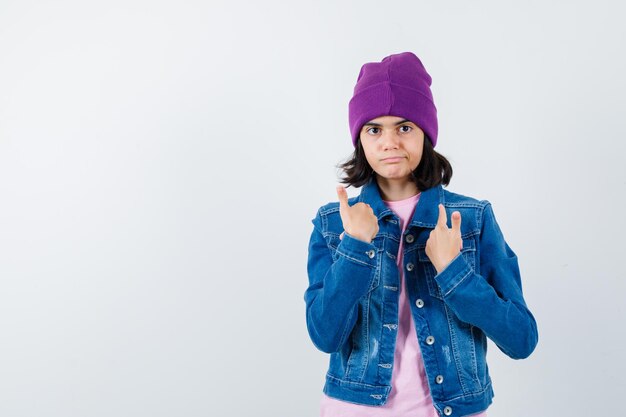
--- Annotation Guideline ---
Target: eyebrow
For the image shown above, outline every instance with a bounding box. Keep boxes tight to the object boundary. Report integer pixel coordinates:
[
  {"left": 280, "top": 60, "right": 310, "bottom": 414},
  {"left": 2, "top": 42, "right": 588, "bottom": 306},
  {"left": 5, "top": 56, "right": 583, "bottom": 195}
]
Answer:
[{"left": 363, "top": 119, "right": 412, "bottom": 127}]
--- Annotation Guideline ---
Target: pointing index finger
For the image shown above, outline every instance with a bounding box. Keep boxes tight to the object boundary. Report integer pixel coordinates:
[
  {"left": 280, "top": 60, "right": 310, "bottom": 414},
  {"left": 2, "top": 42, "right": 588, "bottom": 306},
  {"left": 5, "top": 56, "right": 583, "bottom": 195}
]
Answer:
[
  {"left": 336, "top": 185, "right": 349, "bottom": 211},
  {"left": 437, "top": 203, "right": 448, "bottom": 228}
]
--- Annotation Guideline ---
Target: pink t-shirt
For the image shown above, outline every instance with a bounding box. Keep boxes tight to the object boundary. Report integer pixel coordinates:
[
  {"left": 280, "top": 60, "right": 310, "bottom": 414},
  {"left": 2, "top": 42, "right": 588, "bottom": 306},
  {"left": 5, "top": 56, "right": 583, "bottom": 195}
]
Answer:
[{"left": 320, "top": 192, "right": 486, "bottom": 417}]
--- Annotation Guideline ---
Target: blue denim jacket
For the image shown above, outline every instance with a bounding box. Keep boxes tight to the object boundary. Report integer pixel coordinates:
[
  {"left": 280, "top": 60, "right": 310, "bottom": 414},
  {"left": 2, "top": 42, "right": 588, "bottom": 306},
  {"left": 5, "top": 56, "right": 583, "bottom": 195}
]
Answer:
[{"left": 304, "top": 178, "right": 538, "bottom": 417}]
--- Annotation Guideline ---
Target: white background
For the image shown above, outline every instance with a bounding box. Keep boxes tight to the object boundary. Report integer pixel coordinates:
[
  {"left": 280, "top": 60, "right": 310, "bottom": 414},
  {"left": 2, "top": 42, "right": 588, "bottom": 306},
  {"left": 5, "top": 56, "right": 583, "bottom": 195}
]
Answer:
[{"left": 1, "top": 1, "right": 625, "bottom": 416}]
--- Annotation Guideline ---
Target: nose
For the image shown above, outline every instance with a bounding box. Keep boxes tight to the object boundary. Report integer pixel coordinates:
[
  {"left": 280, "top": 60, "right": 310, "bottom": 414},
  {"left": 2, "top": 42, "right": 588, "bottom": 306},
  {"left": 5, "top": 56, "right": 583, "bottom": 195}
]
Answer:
[{"left": 380, "top": 130, "right": 400, "bottom": 150}]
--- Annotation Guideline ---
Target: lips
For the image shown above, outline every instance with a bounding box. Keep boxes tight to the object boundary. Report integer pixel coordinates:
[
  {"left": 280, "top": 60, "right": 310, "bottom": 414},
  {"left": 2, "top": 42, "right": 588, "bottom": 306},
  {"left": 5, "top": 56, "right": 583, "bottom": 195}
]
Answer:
[{"left": 382, "top": 156, "right": 405, "bottom": 162}]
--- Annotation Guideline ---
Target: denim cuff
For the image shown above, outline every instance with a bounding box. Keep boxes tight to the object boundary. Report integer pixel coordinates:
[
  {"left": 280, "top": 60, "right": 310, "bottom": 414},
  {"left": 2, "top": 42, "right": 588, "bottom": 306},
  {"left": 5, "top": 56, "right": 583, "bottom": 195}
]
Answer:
[
  {"left": 335, "top": 232, "right": 378, "bottom": 268},
  {"left": 434, "top": 251, "right": 473, "bottom": 297}
]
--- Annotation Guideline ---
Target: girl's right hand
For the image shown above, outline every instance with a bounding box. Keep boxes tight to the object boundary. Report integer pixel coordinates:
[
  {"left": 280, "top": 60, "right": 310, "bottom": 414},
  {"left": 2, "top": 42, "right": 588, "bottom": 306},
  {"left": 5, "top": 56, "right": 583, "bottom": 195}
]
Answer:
[{"left": 336, "top": 185, "right": 379, "bottom": 244}]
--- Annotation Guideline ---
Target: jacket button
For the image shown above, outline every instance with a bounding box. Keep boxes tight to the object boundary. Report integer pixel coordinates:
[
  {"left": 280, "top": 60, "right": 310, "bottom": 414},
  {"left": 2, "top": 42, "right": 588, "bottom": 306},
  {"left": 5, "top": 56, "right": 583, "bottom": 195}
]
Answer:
[
  {"left": 426, "top": 336, "right": 435, "bottom": 345},
  {"left": 367, "top": 249, "right": 376, "bottom": 258},
  {"left": 406, "top": 262, "right": 414, "bottom": 271},
  {"left": 436, "top": 375, "right": 444, "bottom": 384},
  {"left": 405, "top": 234, "right": 414, "bottom": 243},
  {"left": 415, "top": 299, "right": 424, "bottom": 308},
  {"left": 443, "top": 406, "right": 453, "bottom": 415}
]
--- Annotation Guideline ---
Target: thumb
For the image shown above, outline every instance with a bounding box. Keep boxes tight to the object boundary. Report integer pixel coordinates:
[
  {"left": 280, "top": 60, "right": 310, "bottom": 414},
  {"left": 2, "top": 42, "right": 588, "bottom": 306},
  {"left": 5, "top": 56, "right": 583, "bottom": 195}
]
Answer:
[
  {"left": 451, "top": 211, "right": 461, "bottom": 232},
  {"left": 336, "top": 185, "right": 349, "bottom": 212}
]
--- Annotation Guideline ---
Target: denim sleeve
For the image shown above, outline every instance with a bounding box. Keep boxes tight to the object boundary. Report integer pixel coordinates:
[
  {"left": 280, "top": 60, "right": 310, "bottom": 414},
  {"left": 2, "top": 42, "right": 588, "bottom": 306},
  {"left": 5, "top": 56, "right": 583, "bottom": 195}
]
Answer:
[
  {"left": 433, "top": 202, "right": 539, "bottom": 359},
  {"left": 304, "top": 208, "right": 378, "bottom": 353}
]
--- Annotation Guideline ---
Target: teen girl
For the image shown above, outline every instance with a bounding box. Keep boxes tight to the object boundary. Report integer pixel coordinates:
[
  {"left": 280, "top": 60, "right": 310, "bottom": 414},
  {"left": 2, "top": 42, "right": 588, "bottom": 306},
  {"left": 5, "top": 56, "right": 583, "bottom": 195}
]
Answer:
[{"left": 305, "top": 52, "right": 538, "bottom": 417}]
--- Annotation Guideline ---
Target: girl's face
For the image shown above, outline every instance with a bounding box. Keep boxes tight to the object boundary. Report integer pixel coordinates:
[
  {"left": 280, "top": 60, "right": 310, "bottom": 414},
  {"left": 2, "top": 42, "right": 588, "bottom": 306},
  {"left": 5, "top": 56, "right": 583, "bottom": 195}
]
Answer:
[{"left": 359, "top": 115, "right": 425, "bottom": 183}]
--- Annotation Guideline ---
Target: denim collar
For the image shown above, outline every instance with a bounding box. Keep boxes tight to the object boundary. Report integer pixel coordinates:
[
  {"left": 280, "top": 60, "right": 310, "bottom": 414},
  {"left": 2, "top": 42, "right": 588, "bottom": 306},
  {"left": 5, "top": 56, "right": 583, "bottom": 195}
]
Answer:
[{"left": 357, "top": 177, "right": 443, "bottom": 229}]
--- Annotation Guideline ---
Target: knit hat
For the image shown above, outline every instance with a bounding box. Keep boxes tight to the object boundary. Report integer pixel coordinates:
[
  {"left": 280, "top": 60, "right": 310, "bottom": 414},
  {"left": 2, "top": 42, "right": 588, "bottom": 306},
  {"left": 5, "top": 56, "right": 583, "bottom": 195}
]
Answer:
[{"left": 348, "top": 51, "right": 438, "bottom": 148}]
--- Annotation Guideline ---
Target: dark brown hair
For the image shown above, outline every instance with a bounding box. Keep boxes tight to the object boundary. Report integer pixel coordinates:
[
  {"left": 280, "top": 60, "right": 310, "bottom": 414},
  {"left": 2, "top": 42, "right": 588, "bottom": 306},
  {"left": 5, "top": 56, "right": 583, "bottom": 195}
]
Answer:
[{"left": 336, "top": 135, "right": 453, "bottom": 190}]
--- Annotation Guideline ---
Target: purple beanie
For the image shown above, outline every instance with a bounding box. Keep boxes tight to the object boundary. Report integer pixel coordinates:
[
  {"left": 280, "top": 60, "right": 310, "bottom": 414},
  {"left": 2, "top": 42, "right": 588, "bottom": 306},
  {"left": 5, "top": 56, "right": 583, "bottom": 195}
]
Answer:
[{"left": 348, "top": 51, "right": 438, "bottom": 148}]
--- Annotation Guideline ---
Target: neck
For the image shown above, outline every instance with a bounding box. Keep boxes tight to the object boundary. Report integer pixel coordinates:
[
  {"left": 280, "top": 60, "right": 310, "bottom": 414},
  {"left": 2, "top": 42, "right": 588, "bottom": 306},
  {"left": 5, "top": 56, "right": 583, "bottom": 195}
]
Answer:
[{"left": 376, "top": 175, "right": 420, "bottom": 201}]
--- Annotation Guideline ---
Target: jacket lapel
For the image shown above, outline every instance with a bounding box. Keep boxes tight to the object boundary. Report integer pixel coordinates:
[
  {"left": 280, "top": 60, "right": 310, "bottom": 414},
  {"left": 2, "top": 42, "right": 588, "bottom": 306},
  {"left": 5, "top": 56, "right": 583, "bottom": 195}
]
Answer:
[{"left": 358, "top": 177, "right": 443, "bottom": 229}]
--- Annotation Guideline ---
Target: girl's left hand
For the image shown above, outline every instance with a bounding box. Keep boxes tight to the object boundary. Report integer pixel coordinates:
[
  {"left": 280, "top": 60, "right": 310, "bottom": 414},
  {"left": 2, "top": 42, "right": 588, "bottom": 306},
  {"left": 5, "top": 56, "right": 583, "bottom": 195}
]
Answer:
[{"left": 425, "top": 204, "right": 463, "bottom": 274}]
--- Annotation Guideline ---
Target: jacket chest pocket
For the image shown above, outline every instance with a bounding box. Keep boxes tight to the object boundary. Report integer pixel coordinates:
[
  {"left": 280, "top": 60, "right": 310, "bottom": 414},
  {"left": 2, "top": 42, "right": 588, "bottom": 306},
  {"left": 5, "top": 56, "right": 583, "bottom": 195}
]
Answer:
[
  {"left": 326, "top": 233, "right": 384, "bottom": 257},
  {"left": 416, "top": 238, "right": 476, "bottom": 300}
]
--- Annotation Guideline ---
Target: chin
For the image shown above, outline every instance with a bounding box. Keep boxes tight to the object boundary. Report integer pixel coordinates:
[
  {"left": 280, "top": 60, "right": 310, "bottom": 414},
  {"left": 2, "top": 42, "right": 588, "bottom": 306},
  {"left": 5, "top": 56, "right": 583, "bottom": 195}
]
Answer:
[{"left": 380, "top": 172, "right": 410, "bottom": 180}]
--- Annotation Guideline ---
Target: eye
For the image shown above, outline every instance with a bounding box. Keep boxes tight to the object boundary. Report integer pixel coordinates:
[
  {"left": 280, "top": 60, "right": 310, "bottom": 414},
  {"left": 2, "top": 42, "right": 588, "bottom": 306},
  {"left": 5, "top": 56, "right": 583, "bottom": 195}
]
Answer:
[
  {"left": 366, "top": 127, "right": 381, "bottom": 135},
  {"left": 399, "top": 125, "right": 412, "bottom": 133}
]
